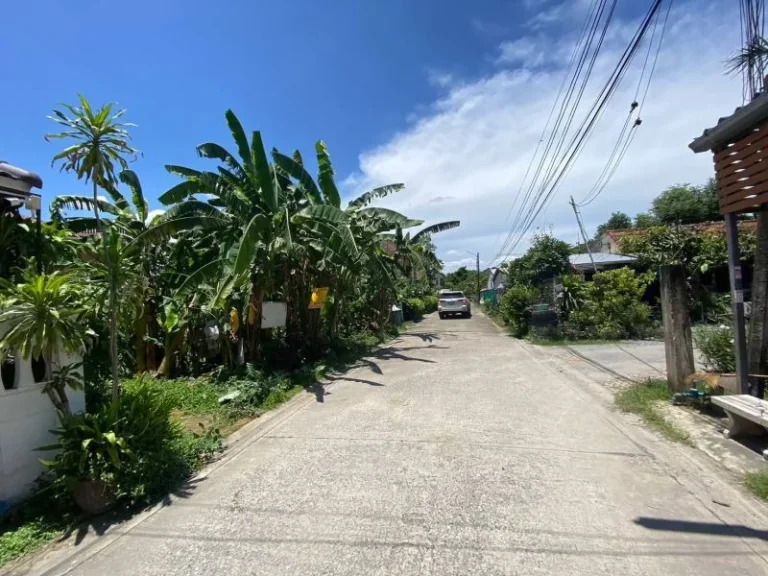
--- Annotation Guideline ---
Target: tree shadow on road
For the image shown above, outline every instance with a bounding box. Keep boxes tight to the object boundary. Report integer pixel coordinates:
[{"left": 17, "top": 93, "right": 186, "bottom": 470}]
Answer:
[
  {"left": 60, "top": 476, "right": 207, "bottom": 546},
  {"left": 634, "top": 517, "right": 768, "bottom": 540},
  {"left": 370, "top": 349, "right": 436, "bottom": 363},
  {"left": 326, "top": 375, "right": 384, "bottom": 387},
  {"left": 399, "top": 332, "right": 441, "bottom": 343}
]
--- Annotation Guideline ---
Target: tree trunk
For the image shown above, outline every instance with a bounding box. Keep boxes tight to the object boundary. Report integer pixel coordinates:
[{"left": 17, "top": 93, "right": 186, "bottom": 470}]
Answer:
[
  {"left": 329, "top": 294, "right": 343, "bottom": 339},
  {"left": 109, "top": 278, "right": 119, "bottom": 400},
  {"left": 145, "top": 295, "right": 159, "bottom": 371},
  {"left": 134, "top": 304, "right": 147, "bottom": 374},
  {"left": 659, "top": 265, "right": 695, "bottom": 393},
  {"left": 93, "top": 180, "right": 101, "bottom": 233},
  {"left": 247, "top": 281, "right": 263, "bottom": 363},
  {"left": 158, "top": 331, "right": 184, "bottom": 378},
  {"left": 43, "top": 350, "right": 71, "bottom": 416},
  {"left": 748, "top": 207, "right": 768, "bottom": 397}
]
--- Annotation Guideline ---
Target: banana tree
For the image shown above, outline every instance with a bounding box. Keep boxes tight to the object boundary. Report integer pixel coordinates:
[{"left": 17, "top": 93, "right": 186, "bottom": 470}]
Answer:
[
  {"left": 392, "top": 221, "right": 460, "bottom": 282},
  {"left": 145, "top": 111, "right": 322, "bottom": 361}
]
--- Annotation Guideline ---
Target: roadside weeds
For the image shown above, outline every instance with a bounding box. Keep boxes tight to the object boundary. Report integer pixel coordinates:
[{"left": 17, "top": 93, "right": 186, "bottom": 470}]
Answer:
[{"left": 614, "top": 379, "right": 693, "bottom": 446}]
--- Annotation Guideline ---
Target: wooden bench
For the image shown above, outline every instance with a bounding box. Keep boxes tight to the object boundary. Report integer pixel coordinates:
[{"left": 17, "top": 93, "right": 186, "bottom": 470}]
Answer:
[{"left": 712, "top": 395, "right": 768, "bottom": 458}]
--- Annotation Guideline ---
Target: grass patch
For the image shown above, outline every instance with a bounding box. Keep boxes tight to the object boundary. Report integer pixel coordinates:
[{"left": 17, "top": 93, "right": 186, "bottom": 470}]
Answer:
[
  {"left": 615, "top": 379, "right": 693, "bottom": 446},
  {"left": 0, "top": 489, "right": 78, "bottom": 570},
  {"left": 744, "top": 470, "right": 768, "bottom": 501}
]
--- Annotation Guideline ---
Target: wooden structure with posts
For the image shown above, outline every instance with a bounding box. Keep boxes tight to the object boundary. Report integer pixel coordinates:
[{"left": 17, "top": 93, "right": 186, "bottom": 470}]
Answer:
[{"left": 690, "top": 91, "right": 768, "bottom": 396}]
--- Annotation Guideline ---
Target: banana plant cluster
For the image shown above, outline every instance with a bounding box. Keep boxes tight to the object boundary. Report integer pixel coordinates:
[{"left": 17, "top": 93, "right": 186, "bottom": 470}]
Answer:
[{"left": 48, "top": 106, "right": 460, "bottom": 377}]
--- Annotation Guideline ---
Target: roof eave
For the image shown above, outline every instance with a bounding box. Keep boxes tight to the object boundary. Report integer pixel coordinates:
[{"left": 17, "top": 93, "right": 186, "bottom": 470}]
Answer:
[{"left": 689, "top": 93, "right": 768, "bottom": 153}]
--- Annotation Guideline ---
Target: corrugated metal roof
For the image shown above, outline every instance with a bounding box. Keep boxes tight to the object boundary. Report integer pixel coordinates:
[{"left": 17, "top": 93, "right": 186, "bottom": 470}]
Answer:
[
  {"left": 689, "top": 91, "right": 768, "bottom": 153},
  {"left": 0, "top": 161, "right": 43, "bottom": 189},
  {"left": 569, "top": 253, "right": 637, "bottom": 267}
]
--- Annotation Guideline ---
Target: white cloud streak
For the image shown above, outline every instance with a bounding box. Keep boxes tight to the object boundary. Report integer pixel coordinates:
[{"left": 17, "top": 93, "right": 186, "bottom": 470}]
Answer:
[{"left": 343, "top": 1, "right": 742, "bottom": 271}]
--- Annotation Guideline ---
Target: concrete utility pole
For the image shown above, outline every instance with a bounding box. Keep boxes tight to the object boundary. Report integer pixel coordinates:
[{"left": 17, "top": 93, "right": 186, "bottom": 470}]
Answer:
[
  {"left": 476, "top": 252, "right": 481, "bottom": 304},
  {"left": 569, "top": 196, "right": 598, "bottom": 273}
]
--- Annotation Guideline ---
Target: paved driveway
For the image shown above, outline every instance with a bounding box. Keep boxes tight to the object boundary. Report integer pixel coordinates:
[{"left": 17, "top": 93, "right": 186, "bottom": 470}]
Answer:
[{"left": 21, "top": 312, "right": 768, "bottom": 575}]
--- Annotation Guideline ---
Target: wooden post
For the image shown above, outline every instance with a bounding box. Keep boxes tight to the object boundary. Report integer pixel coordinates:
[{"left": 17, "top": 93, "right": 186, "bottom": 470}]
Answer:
[
  {"left": 659, "top": 265, "right": 695, "bottom": 393},
  {"left": 725, "top": 212, "right": 750, "bottom": 394}
]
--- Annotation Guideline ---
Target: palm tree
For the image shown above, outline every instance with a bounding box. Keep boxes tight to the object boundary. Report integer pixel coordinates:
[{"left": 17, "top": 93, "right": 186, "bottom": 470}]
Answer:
[
  {"left": 76, "top": 228, "right": 142, "bottom": 399},
  {"left": 46, "top": 95, "right": 140, "bottom": 232},
  {"left": 52, "top": 170, "right": 164, "bottom": 373},
  {"left": 0, "top": 272, "right": 92, "bottom": 415}
]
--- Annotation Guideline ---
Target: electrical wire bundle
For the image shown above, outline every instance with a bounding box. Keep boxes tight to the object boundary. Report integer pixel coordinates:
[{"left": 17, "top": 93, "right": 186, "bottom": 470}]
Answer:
[{"left": 492, "top": 0, "right": 671, "bottom": 265}]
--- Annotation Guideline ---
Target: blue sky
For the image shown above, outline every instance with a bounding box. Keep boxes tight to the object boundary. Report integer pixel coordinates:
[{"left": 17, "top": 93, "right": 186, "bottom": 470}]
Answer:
[{"left": 2, "top": 0, "right": 744, "bottom": 269}]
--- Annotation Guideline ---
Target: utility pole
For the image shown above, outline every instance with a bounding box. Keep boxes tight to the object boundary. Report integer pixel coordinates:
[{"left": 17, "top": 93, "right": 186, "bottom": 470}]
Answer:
[
  {"left": 476, "top": 252, "right": 481, "bottom": 304},
  {"left": 569, "top": 196, "right": 598, "bottom": 273}
]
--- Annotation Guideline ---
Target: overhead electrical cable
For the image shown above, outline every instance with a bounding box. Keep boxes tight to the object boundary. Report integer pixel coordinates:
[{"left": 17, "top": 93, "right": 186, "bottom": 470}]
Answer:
[{"left": 499, "top": 0, "right": 664, "bottom": 260}]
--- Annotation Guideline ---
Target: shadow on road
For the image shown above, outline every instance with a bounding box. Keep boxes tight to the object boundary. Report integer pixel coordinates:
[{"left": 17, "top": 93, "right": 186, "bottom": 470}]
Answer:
[
  {"left": 60, "top": 477, "right": 207, "bottom": 546},
  {"left": 326, "top": 375, "right": 384, "bottom": 387},
  {"left": 400, "top": 332, "right": 441, "bottom": 343},
  {"left": 371, "top": 349, "right": 436, "bottom": 364},
  {"left": 634, "top": 517, "right": 768, "bottom": 540}
]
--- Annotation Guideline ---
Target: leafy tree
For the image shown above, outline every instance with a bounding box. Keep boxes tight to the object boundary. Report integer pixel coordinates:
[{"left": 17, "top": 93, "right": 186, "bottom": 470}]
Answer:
[
  {"left": 46, "top": 95, "right": 140, "bottom": 231},
  {"left": 595, "top": 211, "right": 632, "bottom": 238},
  {"left": 651, "top": 182, "right": 721, "bottom": 225},
  {"left": 504, "top": 233, "right": 571, "bottom": 287},
  {"left": 0, "top": 272, "right": 92, "bottom": 414},
  {"left": 634, "top": 212, "right": 660, "bottom": 229},
  {"left": 444, "top": 266, "right": 481, "bottom": 302}
]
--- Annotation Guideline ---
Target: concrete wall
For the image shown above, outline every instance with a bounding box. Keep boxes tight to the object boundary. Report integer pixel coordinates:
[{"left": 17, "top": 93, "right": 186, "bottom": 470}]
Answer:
[{"left": 0, "top": 348, "right": 84, "bottom": 507}]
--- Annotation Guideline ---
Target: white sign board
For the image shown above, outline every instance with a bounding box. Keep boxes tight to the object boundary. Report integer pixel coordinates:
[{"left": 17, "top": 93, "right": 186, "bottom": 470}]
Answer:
[{"left": 261, "top": 301, "right": 287, "bottom": 329}]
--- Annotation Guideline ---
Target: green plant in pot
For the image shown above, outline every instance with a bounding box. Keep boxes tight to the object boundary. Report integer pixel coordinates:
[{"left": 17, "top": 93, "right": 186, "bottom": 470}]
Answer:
[{"left": 38, "top": 400, "right": 131, "bottom": 515}]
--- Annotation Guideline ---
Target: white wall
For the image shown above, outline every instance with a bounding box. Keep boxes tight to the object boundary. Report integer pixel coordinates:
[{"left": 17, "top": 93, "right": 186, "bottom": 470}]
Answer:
[{"left": 0, "top": 348, "right": 84, "bottom": 508}]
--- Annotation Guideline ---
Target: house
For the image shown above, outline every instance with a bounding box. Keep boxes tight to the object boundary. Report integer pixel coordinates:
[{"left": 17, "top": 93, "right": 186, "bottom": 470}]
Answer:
[
  {"left": 486, "top": 267, "right": 505, "bottom": 291},
  {"left": 0, "top": 161, "right": 86, "bottom": 508}
]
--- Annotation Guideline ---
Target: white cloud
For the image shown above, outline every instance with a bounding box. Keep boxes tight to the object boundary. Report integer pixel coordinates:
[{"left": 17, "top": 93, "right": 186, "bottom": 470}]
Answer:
[
  {"left": 496, "top": 37, "right": 542, "bottom": 67},
  {"left": 527, "top": 0, "right": 592, "bottom": 30},
  {"left": 343, "top": 1, "right": 742, "bottom": 271},
  {"left": 427, "top": 69, "right": 455, "bottom": 88}
]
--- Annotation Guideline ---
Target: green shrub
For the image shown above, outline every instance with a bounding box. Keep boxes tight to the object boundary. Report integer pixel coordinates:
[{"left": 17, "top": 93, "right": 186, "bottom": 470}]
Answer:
[
  {"left": 422, "top": 295, "right": 438, "bottom": 314},
  {"left": 41, "top": 379, "right": 221, "bottom": 505},
  {"left": 693, "top": 325, "right": 735, "bottom": 373},
  {"left": 565, "top": 268, "right": 655, "bottom": 340},
  {"left": 402, "top": 298, "right": 426, "bottom": 321},
  {"left": 500, "top": 285, "right": 537, "bottom": 337}
]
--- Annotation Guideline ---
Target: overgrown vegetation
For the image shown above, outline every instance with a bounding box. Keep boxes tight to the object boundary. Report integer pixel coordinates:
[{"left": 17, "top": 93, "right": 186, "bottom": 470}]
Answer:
[
  {"left": 561, "top": 269, "right": 657, "bottom": 340},
  {"left": 615, "top": 379, "right": 692, "bottom": 445},
  {"left": 0, "top": 96, "right": 458, "bottom": 567},
  {"left": 693, "top": 325, "right": 736, "bottom": 373},
  {"left": 744, "top": 470, "right": 768, "bottom": 501}
]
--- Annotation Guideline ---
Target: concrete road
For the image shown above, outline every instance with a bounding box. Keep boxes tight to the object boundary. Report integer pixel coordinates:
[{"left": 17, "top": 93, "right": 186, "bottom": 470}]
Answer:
[{"left": 24, "top": 312, "right": 768, "bottom": 575}]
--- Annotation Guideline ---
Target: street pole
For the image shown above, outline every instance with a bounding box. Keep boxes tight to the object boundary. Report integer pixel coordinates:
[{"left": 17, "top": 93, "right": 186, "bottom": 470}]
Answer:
[
  {"left": 476, "top": 252, "right": 481, "bottom": 304},
  {"left": 725, "top": 213, "right": 750, "bottom": 394},
  {"left": 569, "top": 196, "right": 598, "bottom": 273}
]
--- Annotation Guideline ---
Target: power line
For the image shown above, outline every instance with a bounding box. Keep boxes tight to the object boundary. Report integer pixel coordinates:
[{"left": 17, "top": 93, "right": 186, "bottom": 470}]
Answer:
[
  {"left": 503, "top": 0, "right": 665, "bottom": 258},
  {"left": 576, "top": 0, "right": 674, "bottom": 208},
  {"left": 491, "top": 0, "right": 600, "bottom": 257},
  {"left": 492, "top": 0, "right": 612, "bottom": 263}
]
